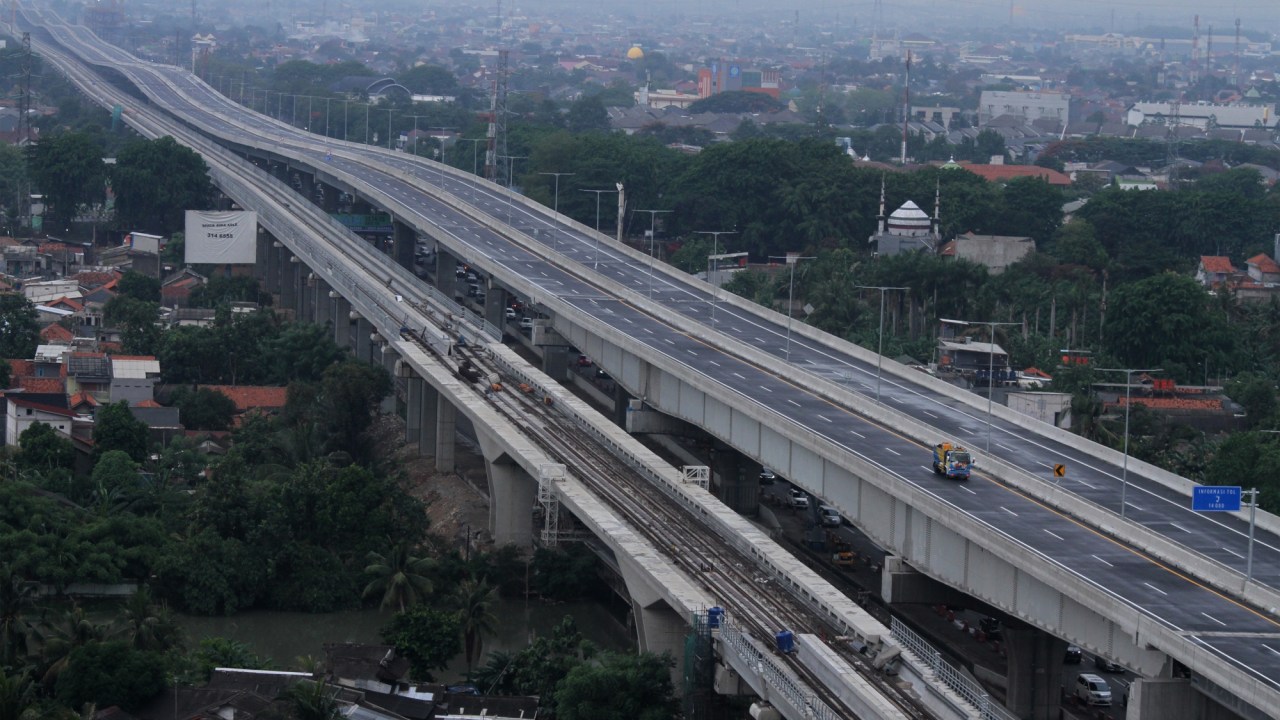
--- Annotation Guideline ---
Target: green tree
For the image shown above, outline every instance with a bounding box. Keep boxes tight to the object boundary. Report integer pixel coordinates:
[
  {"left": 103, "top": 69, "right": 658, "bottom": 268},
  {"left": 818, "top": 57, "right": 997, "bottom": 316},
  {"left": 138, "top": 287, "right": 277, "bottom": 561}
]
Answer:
[
  {"left": 454, "top": 577, "right": 498, "bottom": 675},
  {"left": 380, "top": 607, "right": 461, "bottom": 680},
  {"left": 1226, "top": 373, "right": 1278, "bottom": 429},
  {"left": 0, "top": 566, "right": 37, "bottom": 667},
  {"left": 116, "top": 271, "right": 161, "bottom": 303},
  {"left": 170, "top": 387, "right": 237, "bottom": 431},
  {"left": 0, "top": 144, "right": 28, "bottom": 230},
  {"left": 153, "top": 528, "right": 265, "bottom": 615},
  {"left": 113, "top": 587, "right": 184, "bottom": 653},
  {"left": 188, "top": 275, "right": 266, "bottom": 309},
  {"left": 103, "top": 296, "right": 161, "bottom": 354},
  {"left": 554, "top": 652, "right": 677, "bottom": 720},
  {"left": 0, "top": 668, "right": 33, "bottom": 720},
  {"left": 0, "top": 295, "right": 39, "bottom": 360},
  {"left": 1103, "top": 273, "right": 1228, "bottom": 379},
  {"left": 288, "top": 678, "right": 341, "bottom": 720},
  {"left": 687, "top": 91, "right": 783, "bottom": 114},
  {"left": 91, "top": 403, "right": 150, "bottom": 463},
  {"left": 1206, "top": 432, "right": 1280, "bottom": 513},
  {"left": 363, "top": 544, "right": 434, "bottom": 612},
  {"left": 112, "top": 136, "right": 214, "bottom": 233},
  {"left": 397, "top": 65, "right": 458, "bottom": 95},
  {"left": 55, "top": 641, "right": 166, "bottom": 711},
  {"left": 17, "top": 422, "right": 74, "bottom": 472},
  {"left": 27, "top": 131, "right": 106, "bottom": 226},
  {"left": 316, "top": 361, "right": 392, "bottom": 459},
  {"left": 189, "top": 637, "right": 271, "bottom": 682},
  {"left": 565, "top": 95, "right": 610, "bottom": 133}
]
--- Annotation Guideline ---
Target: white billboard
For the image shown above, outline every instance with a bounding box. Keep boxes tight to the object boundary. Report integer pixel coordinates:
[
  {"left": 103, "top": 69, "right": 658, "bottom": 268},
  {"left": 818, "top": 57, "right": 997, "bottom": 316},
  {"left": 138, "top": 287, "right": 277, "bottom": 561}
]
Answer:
[{"left": 185, "top": 210, "right": 258, "bottom": 264}]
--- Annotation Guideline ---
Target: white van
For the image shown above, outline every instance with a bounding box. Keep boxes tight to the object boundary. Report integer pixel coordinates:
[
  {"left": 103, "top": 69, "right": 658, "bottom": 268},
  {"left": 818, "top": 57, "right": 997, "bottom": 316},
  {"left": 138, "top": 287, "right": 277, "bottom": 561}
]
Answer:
[
  {"left": 1074, "top": 673, "right": 1112, "bottom": 706},
  {"left": 819, "top": 506, "right": 842, "bottom": 527}
]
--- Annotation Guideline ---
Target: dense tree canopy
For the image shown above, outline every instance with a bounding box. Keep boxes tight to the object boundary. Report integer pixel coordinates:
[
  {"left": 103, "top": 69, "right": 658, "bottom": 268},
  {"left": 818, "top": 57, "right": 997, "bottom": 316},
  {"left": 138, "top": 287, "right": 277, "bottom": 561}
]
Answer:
[
  {"left": 111, "top": 136, "right": 214, "bottom": 233},
  {"left": 27, "top": 131, "right": 106, "bottom": 225}
]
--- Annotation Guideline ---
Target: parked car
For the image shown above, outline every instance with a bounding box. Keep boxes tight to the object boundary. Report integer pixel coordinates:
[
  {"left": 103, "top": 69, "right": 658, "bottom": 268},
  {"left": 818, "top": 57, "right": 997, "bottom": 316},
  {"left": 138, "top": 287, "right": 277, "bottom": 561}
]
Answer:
[
  {"left": 1093, "top": 656, "right": 1124, "bottom": 673},
  {"left": 1074, "top": 674, "right": 1112, "bottom": 706},
  {"left": 1064, "top": 645, "right": 1082, "bottom": 665}
]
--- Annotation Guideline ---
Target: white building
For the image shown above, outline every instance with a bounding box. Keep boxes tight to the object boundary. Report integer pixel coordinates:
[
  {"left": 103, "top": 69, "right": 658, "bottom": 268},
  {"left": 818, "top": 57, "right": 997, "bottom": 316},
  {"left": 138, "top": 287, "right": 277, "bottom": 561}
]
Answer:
[
  {"left": 978, "top": 90, "right": 1070, "bottom": 127},
  {"left": 5, "top": 395, "right": 76, "bottom": 447},
  {"left": 1126, "top": 101, "right": 1276, "bottom": 130}
]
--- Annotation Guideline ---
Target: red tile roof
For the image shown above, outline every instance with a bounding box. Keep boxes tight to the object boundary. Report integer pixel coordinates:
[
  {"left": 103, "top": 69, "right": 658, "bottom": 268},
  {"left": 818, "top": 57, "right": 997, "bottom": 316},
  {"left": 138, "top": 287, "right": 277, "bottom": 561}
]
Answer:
[
  {"left": 74, "top": 271, "right": 119, "bottom": 290},
  {"left": 7, "top": 396, "right": 76, "bottom": 417},
  {"left": 133, "top": 399, "right": 162, "bottom": 408},
  {"left": 69, "top": 391, "right": 99, "bottom": 408},
  {"left": 1200, "top": 256, "right": 1237, "bottom": 274},
  {"left": 1246, "top": 254, "right": 1280, "bottom": 274},
  {"left": 6, "top": 359, "right": 34, "bottom": 378},
  {"left": 46, "top": 296, "right": 84, "bottom": 312},
  {"left": 40, "top": 324, "right": 74, "bottom": 343},
  {"left": 198, "top": 385, "right": 288, "bottom": 412},
  {"left": 959, "top": 164, "right": 1073, "bottom": 186},
  {"left": 19, "top": 378, "right": 66, "bottom": 393}
]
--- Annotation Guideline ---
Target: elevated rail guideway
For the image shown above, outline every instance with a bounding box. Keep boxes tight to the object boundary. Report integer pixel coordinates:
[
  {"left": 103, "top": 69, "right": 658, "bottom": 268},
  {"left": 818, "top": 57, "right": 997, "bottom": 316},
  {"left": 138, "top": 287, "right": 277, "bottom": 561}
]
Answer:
[{"left": 22, "top": 8, "right": 1280, "bottom": 718}]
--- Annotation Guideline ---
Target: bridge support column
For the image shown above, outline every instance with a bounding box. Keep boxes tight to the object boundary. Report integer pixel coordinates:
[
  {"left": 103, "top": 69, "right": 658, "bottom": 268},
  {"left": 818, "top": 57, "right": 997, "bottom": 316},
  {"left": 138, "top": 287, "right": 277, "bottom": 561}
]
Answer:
[
  {"left": 314, "top": 279, "right": 331, "bottom": 328},
  {"left": 617, "top": 556, "right": 686, "bottom": 690},
  {"left": 475, "top": 430, "right": 534, "bottom": 549},
  {"left": 298, "top": 171, "right": 316, "bottom": 204},
  {"left": 392, "top": 220, "right": 416, "bottom": 270},
  {"left": 255, "top": 233, "right": 270, "bottom": 283},
  {"left": 484, "top": 286, "right": 508, "bottom": 329},
  {"left": 1004, "top": 624, "right": 1066, "bottom": 720},
  {"left": 436, "top": 250, "right": 458, "bottom": 300},
  {"left": 320, "top": 182, "right": 340, "bottom": 213},
  {"left": 417, "top": 382, "right": 439, "bottom": 457},
  {"left": 879, "top": 556, "right": 969, "bottom": 605},
  {"left": 542, "top": 344, "right": 570, "bottom": 382},
  {"left": 355, "top": 316, "right": 372, "bottom": 363},
  {"left": 334, "top": 297, "right": 351, "bottom": 350},
  {"left": 710, "top": 440, "right": 757, "bottom": 515},
  {"left": 612, "top": 384, "right": 632, "bottom": 427},
  {"left": 281, "top": 252, "right": 299, "bottom": 314},
  {"left": 299, "top": 272, "right": 314, "bottom": 323},
  {"left": 433, "top": 392, "right": 456, "bottom": 472},
  {"left": 1128, "top": 678, "right": 1234, "bottom": 720},
  {"left": 404, "top": 375, "right": 423, "bottom": 443},
  {"left": 264, "top": 241, "right": 282, "bottom": 294},
  {"left": 378, "top": 344, "right": 397, "bottom": 414}
]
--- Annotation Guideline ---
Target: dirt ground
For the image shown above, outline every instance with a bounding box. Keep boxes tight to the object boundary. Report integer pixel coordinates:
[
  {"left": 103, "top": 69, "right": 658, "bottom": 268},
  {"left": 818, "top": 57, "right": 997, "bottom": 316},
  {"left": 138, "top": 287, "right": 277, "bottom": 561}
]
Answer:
[{"left": 368, "top": 413, "right": 493, "bottom": 550}]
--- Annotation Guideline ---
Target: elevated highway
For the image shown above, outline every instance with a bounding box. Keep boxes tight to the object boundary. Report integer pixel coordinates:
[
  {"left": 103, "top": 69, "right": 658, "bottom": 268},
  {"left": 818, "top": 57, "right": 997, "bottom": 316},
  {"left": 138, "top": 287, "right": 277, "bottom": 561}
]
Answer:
[{"left": 22, "top": 10, "right": 1280, "bottom": 718}]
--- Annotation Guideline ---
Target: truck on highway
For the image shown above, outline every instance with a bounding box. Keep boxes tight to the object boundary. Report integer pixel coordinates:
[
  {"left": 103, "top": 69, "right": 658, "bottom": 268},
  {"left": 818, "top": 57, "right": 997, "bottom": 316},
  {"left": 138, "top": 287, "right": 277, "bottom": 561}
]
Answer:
[{"left": 932, "top": 442, "right": 973, "bottom": 480}]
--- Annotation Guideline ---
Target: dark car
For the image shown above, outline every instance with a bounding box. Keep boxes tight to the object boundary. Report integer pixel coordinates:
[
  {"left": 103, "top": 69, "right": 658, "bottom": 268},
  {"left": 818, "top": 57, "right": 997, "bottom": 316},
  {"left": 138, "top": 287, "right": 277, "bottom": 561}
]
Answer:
[
  {"left": 1093, "top": 655, "right": 1124, "bottom": 673},
  {"left": 576, "top": 354, "right": 593, "bottom": 367},
  {"left": 1064, "top": 645, "right": 1082, "bottom": 664},
  {"left": 759, "top": 468, "right": 777, "bottom": 485}
]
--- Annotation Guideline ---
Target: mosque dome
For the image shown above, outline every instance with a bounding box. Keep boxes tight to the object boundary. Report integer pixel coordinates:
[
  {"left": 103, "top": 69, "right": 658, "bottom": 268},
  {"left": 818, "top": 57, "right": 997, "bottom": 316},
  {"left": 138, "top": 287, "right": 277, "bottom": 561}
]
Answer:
[
  {"left": 887, "top": 201, "right": 933, "bottom": 237},
  {"left": 626, "top": 46, "right": 644, "bottom": 60}
]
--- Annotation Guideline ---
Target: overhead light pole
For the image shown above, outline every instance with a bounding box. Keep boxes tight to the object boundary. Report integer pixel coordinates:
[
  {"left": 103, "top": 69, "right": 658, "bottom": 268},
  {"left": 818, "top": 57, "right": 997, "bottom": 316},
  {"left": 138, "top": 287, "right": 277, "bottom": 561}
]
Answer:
[
  {"left": 456, "top": 138, "right": 485, "bottom": 200},
  {"left": 853, "top": 284, "right": 907, "bottom": 402},
  {"left": 497, "top": 155, "right": 527, "bottom": 226},
  {"left": 945, "top": 318, "right": 1020, "bottom": 452},
  {"left": 539, "top": 172, "right": 575, "bottom": 254},
  {"left": 696, "top": 230, "right": 736, "bottom": 326},
  {"left": 1097, "top": 367, "right": 1163, "bottom": 518},
  {"left": 635, "top": 209, "right": 672, "bottom": 298},
  {"left": 768, "top": 254, "right": 816, "bottom": 362},
  {"left": 580, "top": 188, "right": 619, "bottom": 268}
]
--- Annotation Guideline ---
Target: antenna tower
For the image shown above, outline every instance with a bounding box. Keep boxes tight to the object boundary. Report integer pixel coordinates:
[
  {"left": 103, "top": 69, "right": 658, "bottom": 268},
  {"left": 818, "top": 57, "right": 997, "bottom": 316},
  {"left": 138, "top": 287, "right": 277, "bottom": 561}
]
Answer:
[
  {"left": 1206, "top": 25, "right": 1213, "bottom": 71},
  {"left": 1191, "top": 15, "right": 1200, "bottom": 82},
  {"left": 18, "top": 32, "right": 30, "bottom": 147},
  {"left": 900, "top": 50, "right": 911, "bottom": 165},
  {"left": 1233, "top": 18, "right": 1241, "bottom": 85}
]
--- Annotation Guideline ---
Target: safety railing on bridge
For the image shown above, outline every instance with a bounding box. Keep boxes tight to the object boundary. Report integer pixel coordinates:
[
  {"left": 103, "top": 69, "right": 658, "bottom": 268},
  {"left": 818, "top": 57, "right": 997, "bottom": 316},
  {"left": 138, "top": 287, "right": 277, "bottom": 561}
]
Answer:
[
  {"left": 717, "top": 616, "right": 841, "bottom": 720},
  {"left": 890, "top": 616, "right": 1018, "bottom": 720}
]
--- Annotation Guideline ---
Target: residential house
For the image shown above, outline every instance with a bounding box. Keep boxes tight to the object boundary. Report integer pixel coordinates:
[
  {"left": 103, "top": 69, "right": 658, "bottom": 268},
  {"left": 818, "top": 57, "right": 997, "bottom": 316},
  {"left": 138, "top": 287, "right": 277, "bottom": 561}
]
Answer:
[
  {"left": 198, "top": 385, "right": 288, "bottom": 422},
  {"left": 956, "top": 163, "right": 1072, "bottom": 186},
  {"left": 65, "top": 352, "right": 113, "bottom": 400},
  {"left": 1245, "top": 253, "right": 1280, "bottom": 284},
  {"left": 160, "top": 268, "right": 206, "bottom": 308},
  {"left": 1195, "top": 256, "right": 1237, "bottom": 287},
  {"left": 4, "top": 392, "right": 77, "bottom": 446},
  {"left": 110, "top": 356, "right": 161, "bottom": 404},
  {"left": 40, "top": 323, "right": 74, "bottom": 345},
  {"left": 23, "top": 279, "right": 81, "bottom": 304}
]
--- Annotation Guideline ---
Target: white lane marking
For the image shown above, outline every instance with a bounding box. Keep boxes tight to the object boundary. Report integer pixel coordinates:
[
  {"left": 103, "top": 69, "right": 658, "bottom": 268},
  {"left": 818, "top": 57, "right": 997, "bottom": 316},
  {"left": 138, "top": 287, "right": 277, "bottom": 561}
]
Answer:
[
  {"left": 1092, "top": 555, "right": 1114, "bottom": 567},
  {"left": 817, "top": 414, "right": 832, "bottom": 423},
  {"left": 686, "top": 349, "right": 698, "bottom": 356},
  {"left": 960, "top": 427, "right": 974, "bottom": 435},
  {"left": 996, "top": 443, "right": 1012, "bottom": 451},
  {"left": 1201, "top": 612, "right": 1227, "bottom": 627},
  {"left": 709, "top": 360, "right": 721, "bottom": 367},
  {"left": 1222, "top": 547, "right": 1245, "bottom": 559},
  {"left": 759, "top": 385, "right": 773, "bottom": 393},
  {"left": 1074, "top": 479, "right": 1097, "bottom": 489},
  {"left": 643, "top": 327, "right": 653, "bottom": 334},
  {"left": 961, "top": 485, "right": 977, "bottom": 494},
  {"left": 1044, "top": 529, "right": 1064, "bottom": 541},
  {"left": 1001, "top": 506, "right": 1017, "bottom": 516},
  {"left": 732, "top": 372, "right": 746, "bottom": 380},
  {"left": 1264, "top": 644, "right": 1280, "bottom": 657},
  {"left": 1144, "top": 582, "right": 1168, "bottom": 596},
  {"left": 664, "top": 338, "right": 675, "bottom": 345},
  {"left": 850, "top": 431, "right": 866, "bottom": 439},
  {"left": 923, "top": 410, "right": 938, "bottom": 418},
  {"left": 1170, "top": 523, "right": 1191, "bottom": 533},
  {"left": 1126, "top": 502, "right": 1144, "bottom": 512},
  {"left": 786, "top": 398, "right": 800, "bottom": 406},
  {"left": 885, "top": 448, "right": 900, "bottom": 456}
]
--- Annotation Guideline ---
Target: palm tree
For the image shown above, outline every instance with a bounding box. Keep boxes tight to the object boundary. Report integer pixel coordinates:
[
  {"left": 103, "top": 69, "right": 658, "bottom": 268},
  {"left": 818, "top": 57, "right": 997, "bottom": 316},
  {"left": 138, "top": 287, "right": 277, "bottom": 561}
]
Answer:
[
  {"left": 0, "top": 567, "right": 37, "bottom": 667},
  {"left": 288, "top": 678, "right": 341, "bottom": 720},
  {"left": 113, "top": 588, "right": 183, "bottom": 653},
  {"left": 362, "top": 544, "right": 434, "bottom": 612},
  {"left": 31, "top": 605, "right": 107, "bottom": 687},
  {"left": 453, "top": 577, "right": 498, "bottom": 675},
  {"left": 0, "top": 667, "right": 34, "bottom": 720}
]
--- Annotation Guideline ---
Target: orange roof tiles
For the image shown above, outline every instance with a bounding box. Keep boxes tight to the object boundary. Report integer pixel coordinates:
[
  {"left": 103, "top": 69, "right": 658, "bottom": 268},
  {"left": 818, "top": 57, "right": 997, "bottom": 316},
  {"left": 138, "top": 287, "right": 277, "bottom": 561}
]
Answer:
[
  {"left": 6, "top": 359, "right": 34, "bottom": 377},
  {"left": 1116, "top": 397, "right": 1223, "bottom": 411},
  {"left": 198, "top": 385, "right": 288, "bottom": 412},
  {"left": 19, "top": 377, "right": 66, "bottom": 393},
  {"left": 1200, "top": 256, "right": 1237, "bottom": 274},
  {"left": 1246, "top": 254, "right": 1280, "bottom": 274},
  {"left": 46, "top": 296, "right": 84, "bottom": 312},
  {"left": 40, "top": 324, "right": 74, "bottom": 343},
  {"left": 959, "top": 164, "right": 1072, "bottom": 186}
]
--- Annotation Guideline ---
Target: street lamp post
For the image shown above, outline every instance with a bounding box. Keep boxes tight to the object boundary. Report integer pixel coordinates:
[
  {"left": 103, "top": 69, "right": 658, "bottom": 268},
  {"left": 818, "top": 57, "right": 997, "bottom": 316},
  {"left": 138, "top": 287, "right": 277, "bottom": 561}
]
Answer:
[
  {"left": 1097, "top": 367, "right": 1163, "bottom": 518},
  {"left": 853, "top": 285, "right": 907, "bottom": 402},
  {"left": 498, "top": 155, "right": 527, "bottom": 226},
  {"left": 457, "top": 138, "right": 485, "bottom": 200},
  {"left": 636, "top": 209, "right": 672, "bottom": 298},
  {"left": 539, "top": 172, "right": 575, "bottom": 254},
  {"left": 945, "top": 319, "right": 1020, "bottom": 452},
  {"left": 580, "top": 188, "right": 619, "bottom": 268},
  {"left": 696, "top": 230, "right": 736, "bottom": 326},
  {"left": 768, "top": 254, "right": 817, "bottom": 362}
]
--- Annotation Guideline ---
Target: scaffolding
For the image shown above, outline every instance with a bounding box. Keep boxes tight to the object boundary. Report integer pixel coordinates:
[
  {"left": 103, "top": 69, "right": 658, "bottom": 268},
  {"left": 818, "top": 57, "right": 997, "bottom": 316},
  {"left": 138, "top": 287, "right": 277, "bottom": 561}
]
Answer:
[
  {"left": 538, "top": 463, "right": 564, "bottom": 547},
  {"left": 682, "top": 465, "right": 710, "bottom": 490},
  {"left": 683, "top": 609, "right": 716, "bottom": 718}
]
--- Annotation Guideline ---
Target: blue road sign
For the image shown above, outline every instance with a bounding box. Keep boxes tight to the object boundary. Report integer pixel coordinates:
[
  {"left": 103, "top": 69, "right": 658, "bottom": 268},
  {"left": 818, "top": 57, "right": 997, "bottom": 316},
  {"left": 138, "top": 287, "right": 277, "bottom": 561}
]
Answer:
[{"left": 1192, "top": 485, "right": 1242, "bottom": 512}]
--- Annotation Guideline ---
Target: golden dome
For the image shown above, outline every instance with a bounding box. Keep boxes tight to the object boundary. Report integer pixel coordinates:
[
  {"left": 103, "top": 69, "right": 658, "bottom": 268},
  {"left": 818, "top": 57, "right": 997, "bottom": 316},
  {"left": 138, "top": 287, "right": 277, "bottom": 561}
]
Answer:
[{"left": 626, "top": 46, "right": 644, "bottom": 60}]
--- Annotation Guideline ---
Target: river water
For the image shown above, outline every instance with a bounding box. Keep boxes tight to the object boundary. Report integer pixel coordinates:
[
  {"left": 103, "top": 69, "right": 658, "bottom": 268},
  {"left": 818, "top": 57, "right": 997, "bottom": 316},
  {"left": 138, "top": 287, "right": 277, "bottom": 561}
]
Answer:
[{"left": 176, "top": 597, "right": 633, "bottom": 682}]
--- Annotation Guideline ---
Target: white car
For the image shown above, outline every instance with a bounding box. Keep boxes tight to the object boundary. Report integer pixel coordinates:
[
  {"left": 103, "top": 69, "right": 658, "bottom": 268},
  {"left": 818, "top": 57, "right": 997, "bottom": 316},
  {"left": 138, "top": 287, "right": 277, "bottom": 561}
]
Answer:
[
  {"left": 519, "top": 317, "right": 534, "bottom": 330},
  {"left": 1074, "top": 674, "right": 1112, "bottom": 706},
  {"left": 789, "top": 489, "right": 810, "bottom": 510},
  {"left": 504, "top": 308, "right": 518, "bottom": 320}
]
